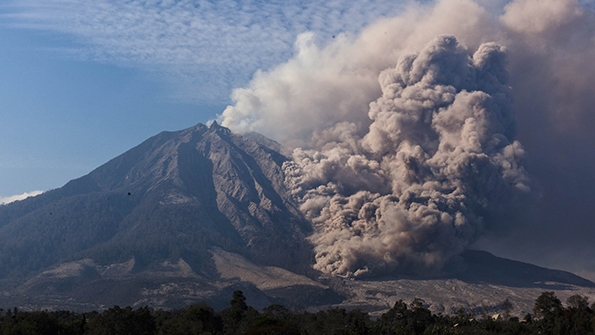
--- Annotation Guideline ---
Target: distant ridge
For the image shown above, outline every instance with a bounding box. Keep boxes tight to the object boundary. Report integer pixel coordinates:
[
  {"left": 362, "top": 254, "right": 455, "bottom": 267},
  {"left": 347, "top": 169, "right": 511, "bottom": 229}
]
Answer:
[{"left": 455, "top": 249, "right": 595, "bottom": 288}]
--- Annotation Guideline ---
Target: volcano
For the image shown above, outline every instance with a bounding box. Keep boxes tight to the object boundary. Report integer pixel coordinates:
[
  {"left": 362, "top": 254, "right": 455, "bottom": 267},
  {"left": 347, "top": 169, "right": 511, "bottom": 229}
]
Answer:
[{"left": 0, "top": 123, "right": 592, "bottom": 315}]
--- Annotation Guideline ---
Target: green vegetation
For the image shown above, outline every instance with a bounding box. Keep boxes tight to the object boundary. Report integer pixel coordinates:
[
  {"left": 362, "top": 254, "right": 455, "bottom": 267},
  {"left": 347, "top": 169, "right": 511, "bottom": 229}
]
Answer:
[{"left": 0, "top": 291, "right": 594, "bottom": 334}]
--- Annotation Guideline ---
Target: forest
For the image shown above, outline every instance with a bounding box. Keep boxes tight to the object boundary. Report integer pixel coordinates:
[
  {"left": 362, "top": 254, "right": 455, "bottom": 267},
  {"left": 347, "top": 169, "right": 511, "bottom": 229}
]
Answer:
[{"left": 0, "top": 290, "right": 592, "bottom": 335}]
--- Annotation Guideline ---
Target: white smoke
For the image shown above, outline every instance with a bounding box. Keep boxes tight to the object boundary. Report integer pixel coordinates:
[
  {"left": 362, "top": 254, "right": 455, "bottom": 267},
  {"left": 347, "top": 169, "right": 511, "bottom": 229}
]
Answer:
[
  {"left": 219, "top": 0, "right": 497, "bottom": 146},
  {"left": 219, "top": 0, "right": 595, "bottom": 277},
  {"left": 0, "top": 190, "right": 43, "bottom": 205}
]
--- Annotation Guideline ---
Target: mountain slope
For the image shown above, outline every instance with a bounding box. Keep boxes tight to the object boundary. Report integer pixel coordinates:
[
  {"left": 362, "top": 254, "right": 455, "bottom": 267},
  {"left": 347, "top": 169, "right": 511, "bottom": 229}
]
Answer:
[
  {"left": 0, "top": 122, "right": 311, "bottom": 282},
  {"left": 454, "top": 250, "right": 595, "bottom": 288}
]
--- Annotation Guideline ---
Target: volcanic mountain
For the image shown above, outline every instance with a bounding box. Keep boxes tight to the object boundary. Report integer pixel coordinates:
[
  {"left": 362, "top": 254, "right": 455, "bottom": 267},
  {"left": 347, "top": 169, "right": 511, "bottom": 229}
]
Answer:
[
  {"left": 0, "top": 122, "right": 324, "bottom": 309},
  {"left": 0, "top": 123, "right": 593, "bottom": 314}
]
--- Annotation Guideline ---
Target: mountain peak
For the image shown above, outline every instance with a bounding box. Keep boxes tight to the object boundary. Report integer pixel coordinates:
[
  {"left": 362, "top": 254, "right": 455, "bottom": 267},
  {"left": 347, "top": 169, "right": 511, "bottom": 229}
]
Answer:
[
  {"left": 191, "top": 123, "right": 209, "bottom": 132},
  {"left": 0, "top": 124, "right": 311, "bottom": 282},
  {"left": 205, "top": 120, "right": 233, "bottom": 139}
]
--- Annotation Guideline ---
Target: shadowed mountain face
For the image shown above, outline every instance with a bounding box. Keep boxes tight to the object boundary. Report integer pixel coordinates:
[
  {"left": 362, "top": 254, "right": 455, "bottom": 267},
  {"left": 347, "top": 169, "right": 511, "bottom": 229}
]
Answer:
[
  {"left": 0, "top": 122, "right": 311, "bottom": 282},
  {"left": 454, "top": 250, "right": 595, "bottom": 289}
]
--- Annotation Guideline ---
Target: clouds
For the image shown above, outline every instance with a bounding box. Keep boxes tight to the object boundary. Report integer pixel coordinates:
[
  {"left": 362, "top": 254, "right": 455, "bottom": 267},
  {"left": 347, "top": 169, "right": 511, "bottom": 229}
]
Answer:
[
  {"left": 501, "top": 0, "right": 582, "bottom": 34},
  {"left": 220, "top": 0, "right": 497, "bottom": 145},
  {"left": 282, "top": 36, "right": 531, "bottom": 277},
  {"left": 219, "top": 0, "right": 595, "bottom": 146},
  {"left": 494, "top": 0, "right": 595, "bottom": 277},
  {"left": 221, "top": 0, "right": 595, "bottom": 277},
  {"left": 0, "top": 190, "right": 43, "bottom": 205},
  {"left": 4, "top": 0, "right": 406, "bottom": 102}
]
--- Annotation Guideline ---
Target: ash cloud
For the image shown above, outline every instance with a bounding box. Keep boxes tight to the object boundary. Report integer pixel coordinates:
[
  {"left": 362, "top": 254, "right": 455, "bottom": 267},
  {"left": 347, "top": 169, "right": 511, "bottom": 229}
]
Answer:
[
  {"left": 283, "top": 37, "right": 530, "bottom": 277},
  {"left": 220, "top": 0, "right": 595, "bottom": 278}
]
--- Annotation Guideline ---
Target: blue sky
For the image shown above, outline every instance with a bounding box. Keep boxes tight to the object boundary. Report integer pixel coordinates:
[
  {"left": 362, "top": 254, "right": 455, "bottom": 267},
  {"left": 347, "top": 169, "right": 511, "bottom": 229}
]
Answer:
[{"left": 0, "top": 0, "right": 408, "bottom": 199}]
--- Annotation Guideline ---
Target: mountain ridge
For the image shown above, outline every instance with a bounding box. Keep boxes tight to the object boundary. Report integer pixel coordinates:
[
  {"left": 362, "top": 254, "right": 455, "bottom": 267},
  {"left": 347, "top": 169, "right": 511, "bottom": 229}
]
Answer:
[{"left": 0, "top": 122, "right": 312, "bottom": 282}]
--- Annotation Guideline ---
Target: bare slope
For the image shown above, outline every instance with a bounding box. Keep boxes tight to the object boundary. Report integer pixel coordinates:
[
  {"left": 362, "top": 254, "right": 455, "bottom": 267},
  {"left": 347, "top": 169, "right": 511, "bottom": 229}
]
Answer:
[{"left": 0, "top": 122, "right": 311, "bottom": 283}]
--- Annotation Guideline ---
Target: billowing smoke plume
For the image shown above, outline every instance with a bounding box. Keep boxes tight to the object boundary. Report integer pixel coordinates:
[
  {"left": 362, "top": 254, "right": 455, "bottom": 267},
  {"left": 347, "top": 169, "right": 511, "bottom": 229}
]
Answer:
[
  {"left": 283, "top": 36, "right": 530, "bottom": 277},
  {"left": 220, "top": 0, "right": 595, "bottom": 278}
]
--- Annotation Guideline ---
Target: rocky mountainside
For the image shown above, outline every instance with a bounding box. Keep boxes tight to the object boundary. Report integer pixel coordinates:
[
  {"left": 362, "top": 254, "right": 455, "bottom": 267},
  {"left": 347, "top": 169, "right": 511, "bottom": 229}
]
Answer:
[
  {"left": 0, "top": 122, "right": 311, "bottom": 283},
  {"left": 0, "top": 123, "right": 593, "bottom": 314}
]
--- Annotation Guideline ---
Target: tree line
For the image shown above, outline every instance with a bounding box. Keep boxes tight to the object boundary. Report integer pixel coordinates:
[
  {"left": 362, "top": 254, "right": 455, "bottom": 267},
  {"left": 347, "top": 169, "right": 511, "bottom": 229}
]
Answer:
[{"left": 0, "top": 290, "right": 593, "bottom": 334}]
